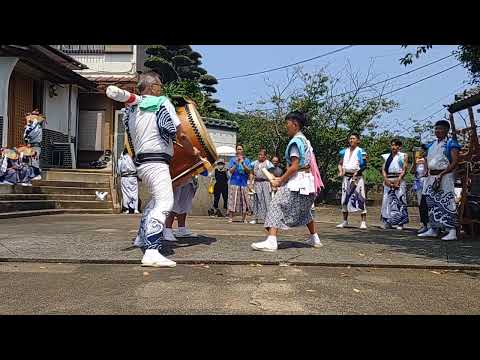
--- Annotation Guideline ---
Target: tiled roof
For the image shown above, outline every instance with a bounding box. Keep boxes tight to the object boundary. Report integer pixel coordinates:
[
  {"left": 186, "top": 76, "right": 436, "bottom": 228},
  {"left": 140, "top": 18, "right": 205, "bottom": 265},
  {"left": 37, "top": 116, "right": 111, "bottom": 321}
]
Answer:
[
  {"left": 203, "top": 117, "right": 239, "bottom": 130},
  {"left": 448, "top": 86, "right": 480, "bottom": 113}
]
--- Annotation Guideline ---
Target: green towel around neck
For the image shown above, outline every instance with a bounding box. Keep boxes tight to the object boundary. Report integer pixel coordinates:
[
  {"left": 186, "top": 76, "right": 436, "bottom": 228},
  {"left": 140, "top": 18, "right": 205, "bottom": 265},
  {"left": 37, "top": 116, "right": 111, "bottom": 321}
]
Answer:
[{"left": 139, "top": 95, "right": 169, "bottom": 112}]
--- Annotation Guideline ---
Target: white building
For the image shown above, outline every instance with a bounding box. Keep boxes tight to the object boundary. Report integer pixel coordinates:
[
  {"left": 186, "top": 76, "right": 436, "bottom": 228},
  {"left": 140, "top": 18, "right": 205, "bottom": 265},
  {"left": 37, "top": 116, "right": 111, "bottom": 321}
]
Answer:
[{"left": 0, "top": 45, "right": 95, "bottom": 168}]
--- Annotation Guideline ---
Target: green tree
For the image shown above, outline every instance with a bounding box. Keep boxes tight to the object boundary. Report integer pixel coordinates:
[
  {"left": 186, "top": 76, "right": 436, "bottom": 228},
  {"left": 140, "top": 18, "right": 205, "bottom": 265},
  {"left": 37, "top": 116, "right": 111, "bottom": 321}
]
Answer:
[
  {"left": 401, "top": 45, "right": 480, "bottom": 84},
  {"left": 144, "top": 45, "right": 224, "bottom": 117},
  {"left": 235, "top": 67, "right": 399, "bottom": 193}
]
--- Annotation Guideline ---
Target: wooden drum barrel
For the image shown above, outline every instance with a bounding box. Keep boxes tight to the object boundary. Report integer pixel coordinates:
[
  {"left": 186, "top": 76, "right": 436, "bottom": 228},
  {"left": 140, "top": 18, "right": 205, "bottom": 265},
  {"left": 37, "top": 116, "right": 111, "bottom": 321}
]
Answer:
[{"left": 170, "top": 100, "right": 218, "bottom": 188}]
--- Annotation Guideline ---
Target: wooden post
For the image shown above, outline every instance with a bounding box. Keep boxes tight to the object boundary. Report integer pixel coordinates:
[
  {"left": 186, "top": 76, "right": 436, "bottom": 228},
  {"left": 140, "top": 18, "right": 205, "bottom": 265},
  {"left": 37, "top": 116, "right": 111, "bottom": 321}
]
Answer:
[
  {"left": 449, "top": 113, "right": 458, "bottom": 141},
  {"left": 467, "top": 107, "right": 479, "bottom": 153}
]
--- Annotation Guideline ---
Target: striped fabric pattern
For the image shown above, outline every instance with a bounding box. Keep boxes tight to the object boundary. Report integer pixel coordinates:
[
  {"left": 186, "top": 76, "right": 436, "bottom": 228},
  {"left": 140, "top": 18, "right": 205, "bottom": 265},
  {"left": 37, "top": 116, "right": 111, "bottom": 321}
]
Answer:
[{"left": 156, "top": 106, "right": 177, "bottom": 144}]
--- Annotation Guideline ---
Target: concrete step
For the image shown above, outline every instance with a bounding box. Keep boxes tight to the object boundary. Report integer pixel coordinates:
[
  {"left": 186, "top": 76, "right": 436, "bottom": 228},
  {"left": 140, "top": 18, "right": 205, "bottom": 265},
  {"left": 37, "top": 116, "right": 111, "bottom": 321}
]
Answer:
[
  {"left": 0, "top": 194, "right": 111, "bottom": 201},
  {"left": 54, "top": 200, "right": 112, "bottom": 210},
  {"left": 0, "top": 209, "right": 65, "bottom": 219},
  {"left": 43, "top": 170, "right": 111, "bottom": 183},
  {"left": 43, "top": 168, "right": 111, "bottom": 174},
  {"left": 32, "top": 180, "right": 110, "bottom": 188},
  {"left": 61, "top": 208, "right": 114, "bottom": 214},
  {"left": 0, "top": 186, "right": 109, "bottom": 196},
  {"left": 0, "top": 199, "right": 112, "bottom": 212},
  {"left": 0, "top": 200, "right": 56, "bottom": 213}
]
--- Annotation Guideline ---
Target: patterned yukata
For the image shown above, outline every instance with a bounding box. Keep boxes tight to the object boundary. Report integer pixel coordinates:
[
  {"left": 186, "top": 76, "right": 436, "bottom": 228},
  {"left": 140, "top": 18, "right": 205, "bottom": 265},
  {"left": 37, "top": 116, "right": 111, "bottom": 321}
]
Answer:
[
  {"left": 125, "top": 95, "right": 181, "bottom": 250},
  {"left": 264, "top": 132, "right": 317, "bottom": 230},
  {"left": 339, "top": 146, "right": 367, "bottom": 213},
  {"left": 380, "top": 152, "right": 409, "bottom": 226},
  {"left": 23, "top": 120, "right": 43, "bottom": 176},
  {"left": 250, "top": 159, "right": 274, "bottom": 222},
  {"left": 413, "top": 159, "right": 429, "bottom": 226},
  {"left": 227, "top": 157, "right": 252, "bottom": 215},
  {"left": 117, "top": 153, "right": 139, "bottom": 212},
  {"left": 423, "top": 137, "right": 462, "bottom": 230}
]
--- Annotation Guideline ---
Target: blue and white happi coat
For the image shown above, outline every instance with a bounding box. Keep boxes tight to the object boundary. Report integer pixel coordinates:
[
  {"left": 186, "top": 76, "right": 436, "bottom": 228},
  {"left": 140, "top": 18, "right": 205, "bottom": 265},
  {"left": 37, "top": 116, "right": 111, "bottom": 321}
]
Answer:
[
  {"left": 422, "top": 137, "right": 462, "bottom": 230},
  {"left": 380, "top": 152, "right": 409, "bottom": 226},
  {"left": 340, "top": 146, "right": 367, "bottom": 213}
]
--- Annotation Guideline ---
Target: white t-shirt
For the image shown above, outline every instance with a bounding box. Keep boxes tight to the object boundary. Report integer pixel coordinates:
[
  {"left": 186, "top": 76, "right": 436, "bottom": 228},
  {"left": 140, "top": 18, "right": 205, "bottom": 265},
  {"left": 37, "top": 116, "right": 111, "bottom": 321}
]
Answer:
[{"left": 127, "top": 98, "right": 181, "bottom": 156}]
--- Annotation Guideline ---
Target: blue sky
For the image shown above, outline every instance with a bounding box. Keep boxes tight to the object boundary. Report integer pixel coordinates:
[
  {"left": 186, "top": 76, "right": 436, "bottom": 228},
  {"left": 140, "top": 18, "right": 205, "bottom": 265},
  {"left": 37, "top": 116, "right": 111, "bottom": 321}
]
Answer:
[{"left": 193, "top": 45, "right": 471, "bottom": 138}]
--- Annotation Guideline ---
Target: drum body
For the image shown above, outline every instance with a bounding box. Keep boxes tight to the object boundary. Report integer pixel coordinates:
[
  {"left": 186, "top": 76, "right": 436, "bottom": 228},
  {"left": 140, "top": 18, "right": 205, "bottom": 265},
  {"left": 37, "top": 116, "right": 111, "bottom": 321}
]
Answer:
[{"left": 170, "top": 101, "right": 218, "bottom": 188}]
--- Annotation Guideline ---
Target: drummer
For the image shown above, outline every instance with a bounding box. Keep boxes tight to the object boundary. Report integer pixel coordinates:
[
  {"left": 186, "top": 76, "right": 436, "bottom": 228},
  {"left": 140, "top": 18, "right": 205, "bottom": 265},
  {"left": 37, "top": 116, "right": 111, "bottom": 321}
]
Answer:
[{"left": 116, "top": 72, "right": 200, "bottom": 268}]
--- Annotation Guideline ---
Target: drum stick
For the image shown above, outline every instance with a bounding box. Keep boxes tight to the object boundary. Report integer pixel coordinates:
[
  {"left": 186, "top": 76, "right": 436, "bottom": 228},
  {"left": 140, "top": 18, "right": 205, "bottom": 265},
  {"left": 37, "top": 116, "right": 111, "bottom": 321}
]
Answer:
[
  {"left": 261, "top": 168, "right": 276, "bottom": 182},
  {"left": 106, "top": 86, "right": 140, "bottom": 105}
]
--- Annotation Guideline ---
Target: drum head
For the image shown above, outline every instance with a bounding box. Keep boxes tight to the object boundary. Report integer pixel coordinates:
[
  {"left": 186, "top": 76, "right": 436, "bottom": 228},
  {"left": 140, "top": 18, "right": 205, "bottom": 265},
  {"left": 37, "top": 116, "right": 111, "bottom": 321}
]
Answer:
[{"left": 183, "top": 101, "right": 218, "bottom": 164}]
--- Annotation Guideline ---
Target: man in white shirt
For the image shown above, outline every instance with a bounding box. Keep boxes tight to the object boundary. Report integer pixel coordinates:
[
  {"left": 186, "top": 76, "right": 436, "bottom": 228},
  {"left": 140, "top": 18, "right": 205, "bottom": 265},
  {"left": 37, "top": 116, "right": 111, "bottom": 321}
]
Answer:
[
  {"left": 124, "top": 72, "right": 199, "bottom": 267},
  {"left": 418, "top": 120, "right": 461, "bottom": 241}
]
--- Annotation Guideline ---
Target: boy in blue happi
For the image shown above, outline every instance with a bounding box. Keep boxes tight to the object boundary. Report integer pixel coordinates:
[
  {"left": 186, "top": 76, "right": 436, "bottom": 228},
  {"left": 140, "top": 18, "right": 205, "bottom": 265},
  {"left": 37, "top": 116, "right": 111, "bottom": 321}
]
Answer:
[
  {"left": 418, "top": 120, "right": 461, "bottom": 241},
  {"left": 251, "top": 112, "right": 323, "bottom": 252},
  {"left": 337, "top": 133, "right": 368, "bottom": 229},
  {"left": 380, "top": 139, "right": 409, "bottom": 230}
]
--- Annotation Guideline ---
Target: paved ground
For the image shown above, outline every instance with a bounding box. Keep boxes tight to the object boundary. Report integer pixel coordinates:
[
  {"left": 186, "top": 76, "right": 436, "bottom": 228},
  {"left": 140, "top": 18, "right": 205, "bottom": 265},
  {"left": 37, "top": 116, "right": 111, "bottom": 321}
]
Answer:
[
  {"left": 1, "top": 262, "right": 479, "bottom": 314},
  {"left": 0, "top": 206, "right": 478, "bottom": 268}
]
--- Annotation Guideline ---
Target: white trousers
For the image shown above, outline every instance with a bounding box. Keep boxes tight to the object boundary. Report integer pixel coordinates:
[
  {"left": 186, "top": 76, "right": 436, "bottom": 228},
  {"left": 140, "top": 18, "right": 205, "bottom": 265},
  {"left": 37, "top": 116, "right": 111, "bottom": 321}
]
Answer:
[
  {"left": 135, "top": 163, "right": 174, "bottom": 250},
  {"left": 121, "top": 176, "right": 139, "bottom": 211}
]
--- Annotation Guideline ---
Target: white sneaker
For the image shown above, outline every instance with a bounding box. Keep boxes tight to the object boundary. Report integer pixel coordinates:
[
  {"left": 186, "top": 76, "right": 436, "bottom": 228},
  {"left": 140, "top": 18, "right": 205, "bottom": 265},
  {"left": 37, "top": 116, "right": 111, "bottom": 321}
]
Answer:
[
  {"left": 417, "top": 225, "right": 428, "bottom": 234},
  {"left": 123, "top": 210, "right": 129, "bottom": 214},
  {"left": 251, "top": 237, "right": 278, "bottom": 252},
  {"left": 418, "top": 228, "right": 439, "bottom": 238},
  {"left": 163, "top": 228, "right": 177, "bottom": 242},
  {"left": 382, "top": 223, "right": 392, "bottom": 230},
  {"left": 441, "top": 229, "right": 457, "bottom": 241},
  {"left": 249, "top": 220, "right": 257, "bottom": 225},
  {"left": 20, "top": 183, "right": 32, "bottom": 187},
  {"left": 360, "top": 221, "right": 367, "bottom": 229},
  {"left": 175, "top": 228, "right": 196, "bottom": 238},
  {"left": 336, "top": 221, "right": 348, "bottom": 228},
  {"left": 141, "top": 249, "right": 176, "bottom": 267},
  {"left": 134, "top": 210, "right": 140, "bottom": 214},
  {"left": 32, "top": 175, "right": 42, "bottom": 181},
  {"left": 396, "top": 225, "right": 404, "bottom": 230},
  {"left": 306, "top": 233, "right": 323, "bottom": 248}
]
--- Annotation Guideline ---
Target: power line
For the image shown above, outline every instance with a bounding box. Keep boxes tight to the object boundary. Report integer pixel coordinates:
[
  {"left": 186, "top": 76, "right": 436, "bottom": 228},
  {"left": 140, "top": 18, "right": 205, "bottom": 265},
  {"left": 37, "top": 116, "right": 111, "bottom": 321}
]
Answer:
[
  {"left": 217, "top": 45, "right": 355, "bottom": 81},
  {"left": 247, "top": 55, "right": 460, "bottom": 112},
  {"left": 360, "top": 63, "right": 462, "bottom": 104}
]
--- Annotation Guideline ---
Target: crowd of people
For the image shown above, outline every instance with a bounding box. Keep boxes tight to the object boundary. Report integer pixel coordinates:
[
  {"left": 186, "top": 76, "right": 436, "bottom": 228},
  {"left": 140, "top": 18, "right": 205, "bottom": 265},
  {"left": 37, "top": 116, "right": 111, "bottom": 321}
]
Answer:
[
  {"left": 0, "top": 111, "right": 43, "bottom": 186},
  {"left": 107, "top": 72, "right": 464, "bottom": 268}
]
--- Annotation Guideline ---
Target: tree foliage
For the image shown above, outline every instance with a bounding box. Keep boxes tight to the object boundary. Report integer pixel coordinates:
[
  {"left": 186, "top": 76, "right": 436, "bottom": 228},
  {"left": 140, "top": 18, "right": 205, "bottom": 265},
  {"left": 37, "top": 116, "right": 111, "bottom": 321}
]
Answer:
[
  {"left": 400, "top": 45, "right": 480, "bottom": 84},
  {"left": 144, "top": 45, "right": 223, "bottom": 117},
  {"left": 234, "top": 67, "right": 400, "bottom": 193}
]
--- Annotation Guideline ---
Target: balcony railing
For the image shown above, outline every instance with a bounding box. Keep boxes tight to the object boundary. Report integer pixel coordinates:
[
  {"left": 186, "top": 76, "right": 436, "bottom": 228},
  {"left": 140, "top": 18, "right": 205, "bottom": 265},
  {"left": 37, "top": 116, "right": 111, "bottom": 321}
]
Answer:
[
  {"left": 53, "top": 45, "right": 133, "bottom": 55},
  {"left": 54, "top": 45, "right": 106, "bottom": 54}
]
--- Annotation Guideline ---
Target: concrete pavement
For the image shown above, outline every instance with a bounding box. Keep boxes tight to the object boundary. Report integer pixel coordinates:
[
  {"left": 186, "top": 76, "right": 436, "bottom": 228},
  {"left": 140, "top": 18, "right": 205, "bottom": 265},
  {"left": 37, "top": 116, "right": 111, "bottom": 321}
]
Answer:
[
  {"left": 0, "top": 207, "right": 479, "bottom": 269},
  {"left": 1, "top": 262, "right": 479, "bottom": 314}
]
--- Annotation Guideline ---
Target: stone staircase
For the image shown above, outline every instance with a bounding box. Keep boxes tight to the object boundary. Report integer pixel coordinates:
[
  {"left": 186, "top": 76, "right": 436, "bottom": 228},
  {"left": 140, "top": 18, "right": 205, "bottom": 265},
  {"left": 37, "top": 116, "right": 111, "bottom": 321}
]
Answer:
[{"left": 0, "top": 169, "right": 117, "bottom": 219}]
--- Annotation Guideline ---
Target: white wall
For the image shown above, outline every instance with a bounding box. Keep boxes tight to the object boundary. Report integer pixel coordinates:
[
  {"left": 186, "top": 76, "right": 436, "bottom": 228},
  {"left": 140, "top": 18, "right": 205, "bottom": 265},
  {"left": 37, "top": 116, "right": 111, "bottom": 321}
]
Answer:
[
  {"left": 207, "top": 128, "right": 237, "bottom": 149},
  {"left": 0, "top": 57, "right": 19, "bottom": 147},
  {"left": 71, "top": 52, "right": 135, "bottom": 74},
  {"left": 43, "top": 82, "right": 78, "bottom": 138}
]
